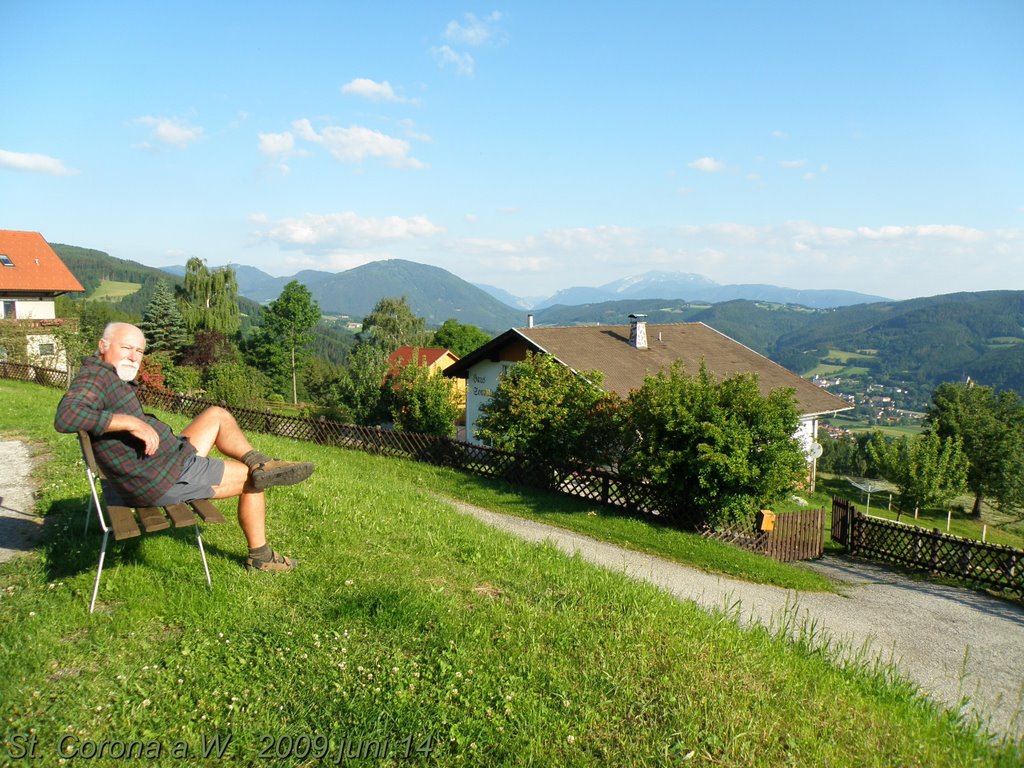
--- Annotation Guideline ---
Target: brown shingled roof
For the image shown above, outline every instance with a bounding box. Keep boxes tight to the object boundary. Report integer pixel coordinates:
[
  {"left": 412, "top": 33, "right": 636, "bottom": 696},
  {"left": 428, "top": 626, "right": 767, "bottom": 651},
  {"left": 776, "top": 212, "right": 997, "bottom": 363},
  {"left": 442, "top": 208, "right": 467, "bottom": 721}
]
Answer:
[
  {"left": 0, "top": 230, "right": 85, "bottom": 293},
  {"left": 448, "top": 322, "right": 851, "bottom": 417}
]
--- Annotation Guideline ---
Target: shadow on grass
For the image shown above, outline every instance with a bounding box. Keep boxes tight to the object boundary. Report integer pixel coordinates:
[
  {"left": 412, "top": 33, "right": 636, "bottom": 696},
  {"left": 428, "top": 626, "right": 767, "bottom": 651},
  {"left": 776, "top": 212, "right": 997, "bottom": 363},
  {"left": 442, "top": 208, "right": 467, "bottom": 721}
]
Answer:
[
  {"left": 38, "top": 494, "right": 244, "bottom": 584},
  {"left": 456, "top": 475, "right": 697, "bottom": 533}
]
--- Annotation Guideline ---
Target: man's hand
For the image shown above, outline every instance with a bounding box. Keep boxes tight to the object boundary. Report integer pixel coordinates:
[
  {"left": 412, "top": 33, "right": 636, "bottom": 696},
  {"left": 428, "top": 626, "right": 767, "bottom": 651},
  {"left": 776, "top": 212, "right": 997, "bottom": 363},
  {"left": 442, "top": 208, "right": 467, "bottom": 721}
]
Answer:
[{"left": 106, "top": 414, "right": 160, "bottom": 456}]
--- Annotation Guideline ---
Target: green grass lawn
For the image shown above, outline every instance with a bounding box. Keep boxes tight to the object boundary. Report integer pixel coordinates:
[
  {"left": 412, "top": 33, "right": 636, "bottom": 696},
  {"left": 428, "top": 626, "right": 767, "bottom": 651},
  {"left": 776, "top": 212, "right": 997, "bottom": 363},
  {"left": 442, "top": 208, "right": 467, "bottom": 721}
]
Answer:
[
  {"left": 2, "top": 379, "right": 1021, "bottom": 766},
  {"left": 89, "top": 279, "right": 142, "bottom": 301}
]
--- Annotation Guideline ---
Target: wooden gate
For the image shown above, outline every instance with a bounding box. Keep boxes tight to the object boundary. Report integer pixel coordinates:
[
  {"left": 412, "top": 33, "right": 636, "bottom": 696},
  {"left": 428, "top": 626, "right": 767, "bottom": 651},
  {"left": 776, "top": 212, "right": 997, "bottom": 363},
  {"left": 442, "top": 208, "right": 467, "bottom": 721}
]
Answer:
[{"left": 704, "top": 508, "right": 825, "bottom": 562}]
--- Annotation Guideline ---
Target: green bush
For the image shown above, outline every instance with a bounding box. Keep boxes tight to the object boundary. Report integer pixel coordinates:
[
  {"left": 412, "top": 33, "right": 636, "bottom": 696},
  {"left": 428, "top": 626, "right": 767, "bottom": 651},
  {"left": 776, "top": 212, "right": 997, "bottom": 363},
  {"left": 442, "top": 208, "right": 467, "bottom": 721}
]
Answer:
[
  {"left": 624, "top": 362, "right": 807, "bottom": 529},
  {"left": 203, "top": 361, "right": 273, "bottom": 408}
]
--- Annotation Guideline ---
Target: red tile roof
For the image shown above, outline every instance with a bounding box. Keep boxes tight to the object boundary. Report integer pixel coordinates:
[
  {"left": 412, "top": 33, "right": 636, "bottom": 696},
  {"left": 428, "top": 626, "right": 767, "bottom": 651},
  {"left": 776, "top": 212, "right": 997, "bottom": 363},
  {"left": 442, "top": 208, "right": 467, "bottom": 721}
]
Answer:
[
  {"left": 388, "top": 346, "right": 459, "bottom": 368},
  {"left": 0, "top": 230, "right": 85, "bottom": 294}
]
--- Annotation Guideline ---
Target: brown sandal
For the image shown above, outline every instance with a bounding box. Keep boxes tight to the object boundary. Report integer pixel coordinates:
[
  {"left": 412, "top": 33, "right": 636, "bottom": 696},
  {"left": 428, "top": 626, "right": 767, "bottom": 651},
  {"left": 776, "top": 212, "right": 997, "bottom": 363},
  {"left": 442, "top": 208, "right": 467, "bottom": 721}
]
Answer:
[{"left": 245, "top": 551, "right": 298, "bottom": 572}]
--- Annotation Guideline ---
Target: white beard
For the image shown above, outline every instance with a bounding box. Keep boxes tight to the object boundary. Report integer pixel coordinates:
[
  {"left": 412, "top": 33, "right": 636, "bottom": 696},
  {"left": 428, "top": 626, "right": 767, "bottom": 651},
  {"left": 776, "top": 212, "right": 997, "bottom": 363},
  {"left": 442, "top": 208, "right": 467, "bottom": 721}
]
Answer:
[{"left": 116, "top": 361, "right": 140, "bottom": 382}]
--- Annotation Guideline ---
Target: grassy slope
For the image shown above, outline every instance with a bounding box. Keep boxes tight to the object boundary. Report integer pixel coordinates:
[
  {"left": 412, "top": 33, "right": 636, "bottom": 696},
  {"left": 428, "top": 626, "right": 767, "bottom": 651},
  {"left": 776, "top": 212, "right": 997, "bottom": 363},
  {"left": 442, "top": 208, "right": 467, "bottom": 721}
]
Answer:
[
  {"left": 1, "top": 380, "right": 1020, "bottom": 766},
  {"left": 89, "top": 279, "right": 142, "bottom": 301}
]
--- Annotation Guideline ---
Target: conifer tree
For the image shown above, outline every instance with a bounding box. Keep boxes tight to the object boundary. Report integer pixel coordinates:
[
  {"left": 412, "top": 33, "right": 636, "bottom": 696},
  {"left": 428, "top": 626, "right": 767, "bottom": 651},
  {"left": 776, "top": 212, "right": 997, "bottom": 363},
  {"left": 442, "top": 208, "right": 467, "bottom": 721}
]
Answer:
[{"left": 139, "top": 280, "right": 189, "bottom": 356}]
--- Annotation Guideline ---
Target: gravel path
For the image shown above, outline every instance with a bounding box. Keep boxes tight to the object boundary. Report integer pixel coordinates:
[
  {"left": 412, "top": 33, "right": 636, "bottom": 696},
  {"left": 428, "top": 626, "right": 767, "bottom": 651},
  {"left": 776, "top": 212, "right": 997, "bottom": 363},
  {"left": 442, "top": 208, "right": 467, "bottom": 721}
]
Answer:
[
  {"left": 0, "top": 440, "right": 42, "bottom": 565},
  {"left": 447, "top": 499, "right": 1024, "bottom": 743}
]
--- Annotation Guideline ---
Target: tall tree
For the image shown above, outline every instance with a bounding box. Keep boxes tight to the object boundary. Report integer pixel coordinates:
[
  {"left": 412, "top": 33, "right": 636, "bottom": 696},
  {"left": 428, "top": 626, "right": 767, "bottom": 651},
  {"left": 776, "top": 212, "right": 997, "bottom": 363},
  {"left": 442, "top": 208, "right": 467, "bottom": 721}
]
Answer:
[
  {"left": 867, "top": 432, "right": 968, "bottom": 518},
  {"left": 338, "top": 344, "right": 391, "bottom": 424},
  {"left": 180, "top": 257, "right": 241, "bottom": 336},
  {"left": 256, "top": 281, "right": 321, "bottom": 404},
  {"left": 359, "top": 296, "right": 431, "bottom": 352},
  {"left": 430, "top": 319, "right": 492, "bottom": 358},
  {"left": 139, "top": 280, "right": 189, "bottom": 356},
  {"left": 927, "top": 382, "right": 1024, "bottom": 517},
  {"left": 475, "top": 352, "right": 625, "bottom": 468}
]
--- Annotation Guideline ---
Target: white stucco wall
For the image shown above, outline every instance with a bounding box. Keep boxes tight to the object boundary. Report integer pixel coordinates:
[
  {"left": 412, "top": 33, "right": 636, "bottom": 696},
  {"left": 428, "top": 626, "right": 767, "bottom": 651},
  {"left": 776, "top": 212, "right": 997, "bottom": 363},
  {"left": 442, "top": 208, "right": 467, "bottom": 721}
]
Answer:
[{"left": 1, "top": 298, "right": 57, "bottom": 320}]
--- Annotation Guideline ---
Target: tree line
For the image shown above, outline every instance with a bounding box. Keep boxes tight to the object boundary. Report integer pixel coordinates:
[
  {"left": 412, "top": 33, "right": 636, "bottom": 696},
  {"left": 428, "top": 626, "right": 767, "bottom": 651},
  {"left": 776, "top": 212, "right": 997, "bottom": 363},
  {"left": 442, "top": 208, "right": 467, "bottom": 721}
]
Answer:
[
  {"left": 56, "top": 261, "right": 491, "bottom": 438},
  {"left": 54, "top": 268, "right": 1024, "bottom": 532}
]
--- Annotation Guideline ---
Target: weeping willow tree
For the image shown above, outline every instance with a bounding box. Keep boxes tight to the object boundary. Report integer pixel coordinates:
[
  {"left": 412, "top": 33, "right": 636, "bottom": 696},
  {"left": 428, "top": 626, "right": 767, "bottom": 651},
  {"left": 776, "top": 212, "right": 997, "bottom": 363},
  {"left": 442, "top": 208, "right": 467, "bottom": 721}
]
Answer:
[{"left": 179, "top": 257, "right": 241, "bottom": 336}]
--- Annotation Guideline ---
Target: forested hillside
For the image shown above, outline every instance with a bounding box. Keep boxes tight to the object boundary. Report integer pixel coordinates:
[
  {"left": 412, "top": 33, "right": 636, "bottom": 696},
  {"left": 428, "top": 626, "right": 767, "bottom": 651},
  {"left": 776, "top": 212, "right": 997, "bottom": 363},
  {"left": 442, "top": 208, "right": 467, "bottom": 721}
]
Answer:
[
  {"left": 51, "top": 243, "right": 354, "bottom": 363},
  {"left": 232, "top": 258, "right": 524, "bottom": 332}
]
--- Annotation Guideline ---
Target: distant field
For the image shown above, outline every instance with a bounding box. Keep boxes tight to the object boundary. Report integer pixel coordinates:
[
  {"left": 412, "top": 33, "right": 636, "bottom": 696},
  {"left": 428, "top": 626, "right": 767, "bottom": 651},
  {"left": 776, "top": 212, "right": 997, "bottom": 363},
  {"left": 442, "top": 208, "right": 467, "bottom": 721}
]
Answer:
[
  {"left": 807, "top": 363, "right": 845, "bottom": 377},
  {"left": 825, "top": 349, "right": 875, "bottom": 362},
  {"left": 825, "top": 415, "right": 923, "bottom": 437},
  {"left": 90, "top": 279, "right": 141, "bottom": 301},
  {"left": 987, "top": 337, "right": 1024, "bottom": 349}
]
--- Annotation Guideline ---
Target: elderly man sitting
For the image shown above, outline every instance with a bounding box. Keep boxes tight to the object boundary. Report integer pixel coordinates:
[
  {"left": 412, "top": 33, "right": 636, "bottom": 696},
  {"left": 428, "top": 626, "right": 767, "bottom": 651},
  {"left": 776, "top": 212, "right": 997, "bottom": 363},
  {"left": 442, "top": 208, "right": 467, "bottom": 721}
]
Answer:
[{"left": 55, "top": 322, "right": 312, "bottom": 571}]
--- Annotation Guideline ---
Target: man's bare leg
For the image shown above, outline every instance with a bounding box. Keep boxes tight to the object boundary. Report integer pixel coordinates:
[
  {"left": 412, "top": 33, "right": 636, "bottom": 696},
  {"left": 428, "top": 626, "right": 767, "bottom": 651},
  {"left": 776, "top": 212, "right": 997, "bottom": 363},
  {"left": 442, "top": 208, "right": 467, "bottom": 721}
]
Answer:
[
  {"left": 209, "top": 461, "right": 266, "bottom": 548},
  {"left": 184, "top": 408, "right": 300, "bottom": 570},
  {"left": 180, "top": 406, "right": 254, "bottom": 461},
  {"left": 181, "top": 406, "right": 314, "bottom": 491}
]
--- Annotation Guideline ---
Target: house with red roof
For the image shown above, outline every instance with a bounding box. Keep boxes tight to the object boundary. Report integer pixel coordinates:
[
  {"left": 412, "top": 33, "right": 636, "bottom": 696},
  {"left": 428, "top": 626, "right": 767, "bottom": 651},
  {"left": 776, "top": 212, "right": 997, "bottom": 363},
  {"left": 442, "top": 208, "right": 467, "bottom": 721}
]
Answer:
[
  {"left": 387, "top": 346, "right": 467, "bottom": 428},
  {"left": 0, "top": 230, "right": 85, "bottom": 370}
]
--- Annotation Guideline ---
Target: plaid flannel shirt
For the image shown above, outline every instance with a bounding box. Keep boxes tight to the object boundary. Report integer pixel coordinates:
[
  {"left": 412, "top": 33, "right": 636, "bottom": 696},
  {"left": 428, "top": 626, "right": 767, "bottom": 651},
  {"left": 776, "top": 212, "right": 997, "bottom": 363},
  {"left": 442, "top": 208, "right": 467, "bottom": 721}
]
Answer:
[{"left": 54, "top": 356, "right": 196, "bottom": 506}]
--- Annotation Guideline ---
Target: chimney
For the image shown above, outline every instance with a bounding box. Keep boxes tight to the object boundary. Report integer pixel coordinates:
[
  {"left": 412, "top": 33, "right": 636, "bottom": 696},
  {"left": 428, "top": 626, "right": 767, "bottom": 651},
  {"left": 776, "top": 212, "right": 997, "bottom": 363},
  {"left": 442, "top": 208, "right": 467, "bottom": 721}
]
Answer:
[
  {"left": 527, "top": 313, "right": 535, "bottom": 328},
  {"left": 629, "top": 314, "right": 648, "bottom": 350}
]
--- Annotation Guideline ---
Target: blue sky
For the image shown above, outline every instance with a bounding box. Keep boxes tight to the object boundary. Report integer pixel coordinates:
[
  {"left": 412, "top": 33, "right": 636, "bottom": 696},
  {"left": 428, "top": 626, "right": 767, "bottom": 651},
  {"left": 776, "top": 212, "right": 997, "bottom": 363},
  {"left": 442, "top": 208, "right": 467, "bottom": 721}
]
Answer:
[{"left": 2, "top": 1, "right": 1022, "bottom": 301}]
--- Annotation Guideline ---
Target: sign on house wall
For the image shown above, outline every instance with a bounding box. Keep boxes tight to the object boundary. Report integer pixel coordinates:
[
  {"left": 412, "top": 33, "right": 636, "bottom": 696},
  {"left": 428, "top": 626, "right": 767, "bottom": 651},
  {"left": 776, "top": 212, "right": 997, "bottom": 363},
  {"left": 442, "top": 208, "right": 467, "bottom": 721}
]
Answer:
[{"left": 465, "top": 359, "right": 512, "bottom": 444}]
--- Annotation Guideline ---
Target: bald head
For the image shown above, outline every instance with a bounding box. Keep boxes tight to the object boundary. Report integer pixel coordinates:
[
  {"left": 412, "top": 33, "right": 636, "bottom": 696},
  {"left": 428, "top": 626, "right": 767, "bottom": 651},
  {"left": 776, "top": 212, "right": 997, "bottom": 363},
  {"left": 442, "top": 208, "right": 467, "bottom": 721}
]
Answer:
[{"left": 99, "top": 323, "right": 147, "bottom": 382}]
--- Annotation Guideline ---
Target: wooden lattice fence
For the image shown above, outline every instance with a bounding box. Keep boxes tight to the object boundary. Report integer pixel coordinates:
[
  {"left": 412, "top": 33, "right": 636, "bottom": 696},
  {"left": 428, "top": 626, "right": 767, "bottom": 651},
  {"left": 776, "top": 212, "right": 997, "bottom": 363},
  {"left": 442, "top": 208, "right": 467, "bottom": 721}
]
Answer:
[
  {"left": 0, "top": 361, "right": 69, "bottom": 389},
  {"left": 831, "top": 497, "right": 1024, "bottom": 596}
]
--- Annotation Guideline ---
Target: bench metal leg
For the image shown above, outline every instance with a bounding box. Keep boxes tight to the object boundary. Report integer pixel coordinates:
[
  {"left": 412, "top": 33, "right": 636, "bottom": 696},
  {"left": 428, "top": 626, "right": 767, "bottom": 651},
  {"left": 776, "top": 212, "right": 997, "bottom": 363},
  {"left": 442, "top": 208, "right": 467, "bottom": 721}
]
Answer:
[
  {"left": 195, "top": 524, "right": 212, "bottom": 589},
  {"left": 89, "top": 529, "right": 110, "bottom": 614}
]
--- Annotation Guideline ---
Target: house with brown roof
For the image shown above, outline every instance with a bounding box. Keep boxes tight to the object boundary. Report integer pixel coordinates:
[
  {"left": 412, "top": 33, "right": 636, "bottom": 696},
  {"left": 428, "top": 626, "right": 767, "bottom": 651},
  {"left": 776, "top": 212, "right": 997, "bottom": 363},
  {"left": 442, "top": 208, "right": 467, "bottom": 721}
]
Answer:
[
  {"left": 0, "top": 230, "right": 85, "bottom": 370},
  {"left": 445, "top": 315, "right": 851, "bottom": 480}
]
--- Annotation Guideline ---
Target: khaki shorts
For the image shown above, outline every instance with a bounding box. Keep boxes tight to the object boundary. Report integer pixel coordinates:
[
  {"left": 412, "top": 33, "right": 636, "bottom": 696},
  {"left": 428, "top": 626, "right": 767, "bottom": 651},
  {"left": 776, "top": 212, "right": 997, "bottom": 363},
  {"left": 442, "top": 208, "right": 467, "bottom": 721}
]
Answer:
[{"left": 150, "top": 455, "right": 226, "bottom": 506}]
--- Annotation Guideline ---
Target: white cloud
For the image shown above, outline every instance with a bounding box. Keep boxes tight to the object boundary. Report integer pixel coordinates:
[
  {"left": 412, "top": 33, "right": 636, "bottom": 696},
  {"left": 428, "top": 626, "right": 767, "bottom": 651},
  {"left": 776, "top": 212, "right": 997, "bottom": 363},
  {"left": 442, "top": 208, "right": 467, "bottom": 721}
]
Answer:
[
  {"left": 258, "top": 131, "right": 307, "bottom": 175},
  {"left": 771, "top": 130, "right": 788, "bottom": 139},
  {"left": 255, "top": 211, "right": 444, "bottom": 251},
  {"left": 444, "top": 12, "right": 503, "bottom": 46},
  {"left": 779, "top": 159, "right": 808, "bottom": 169},
  {"left": 399, "top": 119, "right": 432, "bottom": 143},
  {"left": 0, "top": 148, "right": 77, "bottom": 176},
  {"left": 689, "top": 157, "right": 724, "bottom": 173},
  {"left": 258, "top": 132, "right": 295, "bottom": 156},
  {"left": 432, "top": 45, "right": 475, "bottom": 77},
  {"left": 291, "top": 119, "right": 424, "bottom": 169},
  {"left": 135, "top": 116, "right": 203, "bottom": 148},
  {"left": 341, "top": 78, "right": 407, "bottom": 103},
  {"left": 663, "top": 221, "right": 1022, "bottom": 298}
]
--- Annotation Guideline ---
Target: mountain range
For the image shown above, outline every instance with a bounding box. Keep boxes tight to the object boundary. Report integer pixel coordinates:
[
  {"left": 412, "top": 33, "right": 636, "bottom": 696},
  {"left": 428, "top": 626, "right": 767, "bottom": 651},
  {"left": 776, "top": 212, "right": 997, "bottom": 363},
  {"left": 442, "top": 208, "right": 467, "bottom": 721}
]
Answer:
[
  {"left": 52, "top": 244, "right": 1024, "bottom": 398},
  {"left": 522, "top": 271, "right": 888, "bottom": 310}
]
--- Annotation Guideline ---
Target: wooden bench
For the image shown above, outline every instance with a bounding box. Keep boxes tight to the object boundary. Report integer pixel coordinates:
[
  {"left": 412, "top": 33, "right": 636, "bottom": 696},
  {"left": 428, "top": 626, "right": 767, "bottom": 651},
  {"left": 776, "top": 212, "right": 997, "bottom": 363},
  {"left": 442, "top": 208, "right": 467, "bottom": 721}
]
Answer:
[
  {"left": 101, "top": 497, "right": 226, "bottom": 540},
  {"left": 77, "top": 430, "right": 226, "bottom": 612}
]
